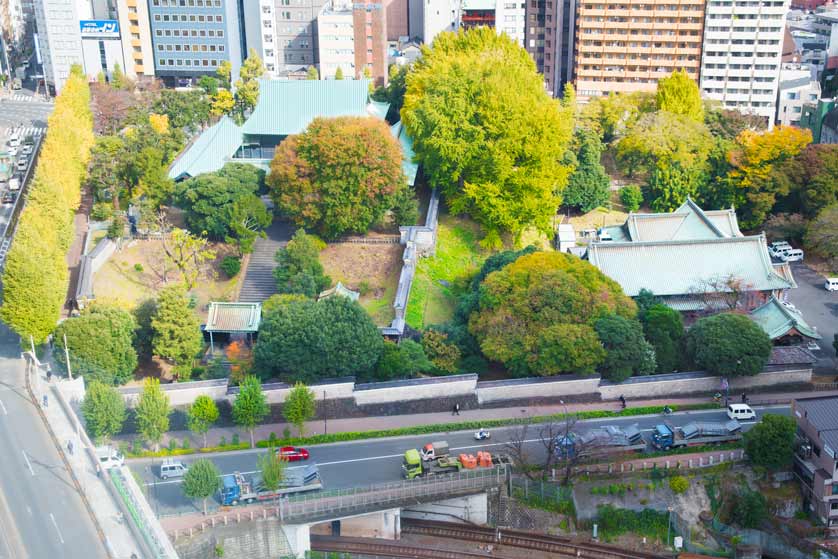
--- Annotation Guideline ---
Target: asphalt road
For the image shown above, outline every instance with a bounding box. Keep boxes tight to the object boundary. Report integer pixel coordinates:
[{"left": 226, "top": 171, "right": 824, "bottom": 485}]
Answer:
[
  {"left": 0, "top": 324, "right": 106, "bottom": 559},
  {"left": 786, "top": 261, "right": 838, "bottom": 372},
  {"left": 130, "top": 405, "right": 789, "bottom": 517}
]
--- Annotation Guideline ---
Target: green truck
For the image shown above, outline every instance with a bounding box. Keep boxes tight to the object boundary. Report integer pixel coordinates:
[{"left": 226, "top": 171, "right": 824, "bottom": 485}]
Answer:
[{"left": 402, "top": 448, "right": 463, "bottom": 479}]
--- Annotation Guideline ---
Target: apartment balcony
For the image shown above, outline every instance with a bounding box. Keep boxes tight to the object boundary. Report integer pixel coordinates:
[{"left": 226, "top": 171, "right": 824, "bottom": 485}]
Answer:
[
  {"left": 131, "top": 39, "right": 142, "bottom": 47},
  {"left": 134, "top": 64, "right": 145, "bottom": 73},
  {"left": 675, "top": 21, "right": 703, "bottom": 30},
  {"left": 126, "top": 0, "right": 137, "bottom": 6},
  {"left": 578, "top": 8, "right": 606, "bottom": 16},
  {"left": 130, "top": 25, "right": 140, "bottom": 34},
  {"left": 604, "top": 8, "right": 632, "bottom": 16}
]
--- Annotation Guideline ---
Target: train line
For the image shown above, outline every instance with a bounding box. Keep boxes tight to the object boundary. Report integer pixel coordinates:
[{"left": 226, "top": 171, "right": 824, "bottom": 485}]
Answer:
[
  {"left": 311, "top": 535, "right": 494, "bottom": 558},
  {"left": 401, "top": 518, "right": 669, "bottom": 559}
]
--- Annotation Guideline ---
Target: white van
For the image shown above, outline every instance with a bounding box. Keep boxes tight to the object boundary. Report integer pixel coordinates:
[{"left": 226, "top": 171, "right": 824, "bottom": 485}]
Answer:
[
  {"left": 7, "top": 133, "right": 20, "bottom": 148},
  {"left": 781, "top": 249, "right": 804, "bottom": 262},
  {"left": 826, "top": 278, "right": 838, "bottom": 291},
  {"left": 727, "top": 403, "right": 756, "bottom": 421},
  {"left": 160, "top": 459, "right": 188, "bottom": 480},
  {"left": 8, "top": 177, "right": 20, "bottom": 191},
  {"left": 95, "top": 446, "right": 125, "bottom": 470}
]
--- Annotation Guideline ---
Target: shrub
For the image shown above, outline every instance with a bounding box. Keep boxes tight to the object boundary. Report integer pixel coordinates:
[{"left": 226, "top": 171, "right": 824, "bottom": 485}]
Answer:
[
  {"left": 669, "top": 476, "right": 689, "bottom": 494},
  {"left": 91, "top": 202, "right": 113, "bottom": 221},
  {"left": 182, "top": 438, "right": 190, "bottom": 449},
  {"left": 231, "top": 433, "right": 240, "bottom": 445},
  {"left": 134, "top": 263, "right": 144, "bottom": 272},
  {"left": 221, "top": 256, "right": 241, "bottom": 277},
  {"left": 108, "top": 215, "right": 126, "bottom": 239},
  {"left": 620, "top": 185, "right": 643, "bottom": 212}
]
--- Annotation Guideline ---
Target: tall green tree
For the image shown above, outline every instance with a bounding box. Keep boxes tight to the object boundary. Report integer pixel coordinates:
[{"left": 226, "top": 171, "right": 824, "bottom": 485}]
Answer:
[
  {"left": 594, "top": 314, "right": 656, "bottom": 382},
  {"left": 182, "top": 459, "right": 221, "bottom": 515},
  {"left": 777, "top": 144, "right": 838, "bottom": 217},
  {"left": 234, "top": 49, "right": 265, "bottom": 120},
  {"left": 258, "top": 452, "right": 288, "bottom": 491},
  {"left": 372, "top": 64, "right": 409, "bottom": 123},
  {"left": 254, "top": 297, "right": 384, "bottom": 382},
  {"left": 562, "top": 128, "right": 611, "bottom": 212},
  {"left": 187, "top": 395, "right": 220, "bottom": 448},
  {"left": 152, "top": 285, "right": 203, "bottom": 367},
  {"left": 267, "top": 116, "right": 408, "bottom": 239},
  {"left": 273, "top": 230, "right": 331, "bottom": 297},
  {"left": 233, "top": 375, "right": 269, "bottom": 448},
  {"left": 655, "top": 69, "right": 703, "bottom": 122},
  {"left": 743, "top": 414, "right": 796, "bottom": 470},
  {"left": 640, "top": 303, "right": 684, "bottom": 374},
  {"left": 685, "top": 313, "right": 772, "bottom": 377},
  {"left": 54, "top": 305, "right": 138, "bottom": 385},
  {"left": 402, "top": 27, "right": 574, "bottom": 245},
  {"left": 283, "top": 382, "right": 316, "bottom": 436},
  {"left": 372, "top": 340, "right": 432, "bottom": 381},
  {"left": 306, "top": 66, "right": 319, "bottom": 80},
  {"left": 81, "top": 381, "right": 126, "bottom": 443},
  {"left": 135, "top": 377, "right": 171, "bottom": 451},
  {"left": 468, "top": 252, "right": 635, "bottom": 377},
  {"left": 805, "top": 204, "right": 838, "bottom": 269}
]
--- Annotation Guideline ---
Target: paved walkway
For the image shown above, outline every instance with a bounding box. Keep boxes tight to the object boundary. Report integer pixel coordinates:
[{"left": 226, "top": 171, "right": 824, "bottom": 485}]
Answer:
[
  {"left": 137, "top": 389, "right": 838, "bottom": 451},
  {"left": 29, "top": 364, "right": 144, "bottom": 558}
]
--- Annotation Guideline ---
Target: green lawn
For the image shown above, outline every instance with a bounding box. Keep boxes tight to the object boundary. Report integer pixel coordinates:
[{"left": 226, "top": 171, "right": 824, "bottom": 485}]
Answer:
[{"left": 406, "top": 214, "right": 488, "bottom": 329}]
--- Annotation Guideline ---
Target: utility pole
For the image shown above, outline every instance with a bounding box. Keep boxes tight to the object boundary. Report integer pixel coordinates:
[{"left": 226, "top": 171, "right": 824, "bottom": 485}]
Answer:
[
  {"left": 63, "top": 334, "right": 72, "bottom": 380},
  {"left": 323, "top": 390, "right": 327, "bottom": 435}
]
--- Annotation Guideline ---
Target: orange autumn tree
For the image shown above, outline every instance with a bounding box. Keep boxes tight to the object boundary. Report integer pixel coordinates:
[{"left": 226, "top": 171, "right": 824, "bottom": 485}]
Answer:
[
  {"left": 226, "top": 340, "right": 253, "bottom": 384},
  {"left": 724, "top": 125, "right": 811, "bottom": 228}
]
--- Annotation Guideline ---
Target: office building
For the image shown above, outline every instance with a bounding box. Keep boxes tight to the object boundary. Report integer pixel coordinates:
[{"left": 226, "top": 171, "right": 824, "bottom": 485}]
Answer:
[
  {"left": 776, "top": 62, "right": 820, "bottom": 126},
  {"left": 792, "top": 396, "right": 838, "bottom": 535},
  {"left": 244, "top": 0, "right": 326, "bottom": 77},
  {"left": 383, "top": 0, "right": 407, "bottom": 40},
  {"left": 699, "top": 0, "right": 789, "bottom": 126},
  {"left": 317, "top": 0, "right": 387, "bottom": 83},
  {"left": 79, "top": 18, "right": 126, "bottom": 79},
  {"left": 1, "top": 0, "right": 25, "bottom": 49},
  {"left": 34, "top": 0, "right": 89, "bottom": 93},
  {"left": 112, "top": 0, "right": 154, "bottom": 78},
  {"left": 409, "top": 0, "right": 459, "bottom": 44},
  {"left": 461, "top": 0, "right": 494, "bottom": 29},
  {"left": 147, "top": 0, "right": 243, "bottom": 84},
  {"left": 523, "top": 0, "right": 576, "bottom": 97},
  {"left": 572, "top": 0, "right": 704, "bottom": 100}
]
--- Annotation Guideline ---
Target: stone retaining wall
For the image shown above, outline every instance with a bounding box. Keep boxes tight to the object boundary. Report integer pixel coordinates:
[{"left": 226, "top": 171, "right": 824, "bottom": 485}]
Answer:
[{"left": 476, "top": 375, "right": 601, "bottom": 404}]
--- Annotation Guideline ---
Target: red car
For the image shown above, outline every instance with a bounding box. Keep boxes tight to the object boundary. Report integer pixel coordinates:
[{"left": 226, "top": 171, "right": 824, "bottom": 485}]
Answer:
[{"left": 276, "top": 446, "right": 310, "bottom": 461}]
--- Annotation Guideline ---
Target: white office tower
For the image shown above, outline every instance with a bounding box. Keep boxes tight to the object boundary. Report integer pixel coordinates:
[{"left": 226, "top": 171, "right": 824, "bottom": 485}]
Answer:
[
  {"left": 700, "top": 0, "right": 790, "bottom": 127},
  {"left": 34, "top": 0, "right": 90, "bottom": 93}
]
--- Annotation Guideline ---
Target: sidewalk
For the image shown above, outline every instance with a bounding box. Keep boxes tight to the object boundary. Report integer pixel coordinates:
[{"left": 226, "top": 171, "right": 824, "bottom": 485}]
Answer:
[
  {"left": 28, "top": 364, "right": 144, "bottom": 558},
  {"left": 139, "top": 389, "right": 838, "bottom": 451}
]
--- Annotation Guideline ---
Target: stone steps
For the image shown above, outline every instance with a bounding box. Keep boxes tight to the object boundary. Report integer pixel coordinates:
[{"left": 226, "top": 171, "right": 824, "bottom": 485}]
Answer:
[{"left": 238, "top": 220, "right": 294, "bottom": 302}]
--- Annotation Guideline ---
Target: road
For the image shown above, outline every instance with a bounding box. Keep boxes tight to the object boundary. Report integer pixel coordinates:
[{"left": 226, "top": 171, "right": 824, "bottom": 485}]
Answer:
[
  {"left": 786, "top": 261, "right": 838, "bottom": 373},
  {"left": 130, "top": 405, "right": 790, "bottom": 517},
  {"left": 0, "top": 323, "right": 106, "bottom": 559}
]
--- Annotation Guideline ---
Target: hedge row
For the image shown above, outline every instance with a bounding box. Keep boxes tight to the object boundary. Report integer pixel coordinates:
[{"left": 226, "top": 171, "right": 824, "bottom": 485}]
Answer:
[
  {"left": 1, "top": 66, "right": 94, "bottom": 342},
  {"left": 125, "top": 403, "right": 720, "bottom": 458}
]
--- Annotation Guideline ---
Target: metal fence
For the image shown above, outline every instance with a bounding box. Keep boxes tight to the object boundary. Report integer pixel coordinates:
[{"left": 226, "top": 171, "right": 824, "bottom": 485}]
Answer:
[
  {"left": 110, "top": 468, "right": 172, "bottom": 559},
  {"left": 279, "top": 465, "right": 507, "bottom": 523}
]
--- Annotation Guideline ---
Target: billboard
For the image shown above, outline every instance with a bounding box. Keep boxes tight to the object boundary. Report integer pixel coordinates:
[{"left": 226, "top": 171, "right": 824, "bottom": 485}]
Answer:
[{"left": 79, "top": 20, "right": 120, "bottom": 39}]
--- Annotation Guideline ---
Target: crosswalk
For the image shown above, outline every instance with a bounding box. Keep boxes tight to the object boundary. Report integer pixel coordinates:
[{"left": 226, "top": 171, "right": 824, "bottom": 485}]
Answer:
[
  {"left": 6, "top": 94, "right": 52, "bottom": 103},
  {"left": 0, "top": 126, "right": 45, "bottom": 138}
]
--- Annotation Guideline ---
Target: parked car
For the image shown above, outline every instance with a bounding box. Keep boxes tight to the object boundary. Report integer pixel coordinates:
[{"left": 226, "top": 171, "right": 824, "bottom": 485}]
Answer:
[
  {"left": 2, "top": 191, "right": 17, "bottom": 205},
  {"left": 780, "top": 249, "right": 804, "bottom": 262},
  {"left": 159, "top": 459, "right": 188, "bottom": 480},
  {"left": 769, "top": 242, "right": 792, "bottom": 258},
  {"left": 825, "top": 278, "right": 838, "bottom": 291},
  {"left": 276, "top": 446, "right": 310, "bottom": 461}
]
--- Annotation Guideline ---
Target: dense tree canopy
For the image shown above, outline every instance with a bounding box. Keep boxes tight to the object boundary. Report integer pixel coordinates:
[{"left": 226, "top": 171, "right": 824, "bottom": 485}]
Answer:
[
  {"left": 594, "top": 314, "right": 656, "bottom": 382},
  {"left": 777, "top": 144, "right": 838, "bottom": 217},
  {"left": 805, "top": 204, "right": 838, "bottom": 269},
  {"left": 254, "top": 297, "right": 383, "bottom": 382},
  {"left": 468, "top": 252, "right": 635, "bottom": 377},
  {"left": 640, "top": 303, "right": 684, "bottom": 374},
  {"left": 274, "top": 229, "right": 331, "bottom": 298},
  {"left": 402, "top": 28, "right": 574, "bottom": 245},
  {"left": 372, "top": 64, "right": 409, "bottom": 123},
  {"left": 685, "top": 313, "right": 772, "bottom": 377},
  {"left": 174, "top": 163, "right": 270, "bottom": 252},
  {"left": 562, "top": 129, "right": 611, "bottom": 212},
  {"left": 81, "top": 381, "right": 126, "bottom": 442},
  {"left": 151, "top": 285, "right": 203, "bottom": 366},
  {"left": 655, "top": 70, "right": 704, "bottom": 122},
  {"left": 268, "top": 116, "right": 408, "bottom": 239},
  {"left": 54, "top": 305, "right": 138, "bottom": 385},
  {"left": 743, "top": 414, "right": 796, "bottom": 470},
  {"left": 372, "top": 340, "right": 432, "bottom": 381}
]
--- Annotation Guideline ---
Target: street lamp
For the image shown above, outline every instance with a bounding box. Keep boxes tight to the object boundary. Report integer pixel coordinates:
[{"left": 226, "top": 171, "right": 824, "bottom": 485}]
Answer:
[
  {"left": 667, "top": 506, "right": 673, "bottom": 548},
  {"left": 323, "top": 390, "right": 327, "bottom": 435}
]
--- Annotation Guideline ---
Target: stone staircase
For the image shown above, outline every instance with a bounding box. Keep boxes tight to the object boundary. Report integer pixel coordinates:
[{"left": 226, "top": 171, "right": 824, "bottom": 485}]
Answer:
[{"left": 238, "top": 220, "right": 294, "bottom": 302}]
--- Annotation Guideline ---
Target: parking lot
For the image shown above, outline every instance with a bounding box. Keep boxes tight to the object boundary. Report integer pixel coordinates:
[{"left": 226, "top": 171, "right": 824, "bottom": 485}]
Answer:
[{"left": 785, "top": 261, "right": 838, "bottom": 374}]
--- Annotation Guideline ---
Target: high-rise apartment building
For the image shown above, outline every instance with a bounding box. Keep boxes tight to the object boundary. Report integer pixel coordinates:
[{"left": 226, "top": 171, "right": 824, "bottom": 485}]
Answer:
[
  {"left": 147, "top": 0, "right": 243, "bottom": 84},
  {"left": 699, "top": 0, "right": 789, "bottom": 126},
  {"left": 244, "top": 0, "right": 326, "bottom": 76},
  {"left": 112, "top": 0, "right": 154, "bottom": 77},
  {"left": 316, "top": 0, "right": 387, "bottom": 83},
  {"left": 0, "top": 0, "right": 25, "bottom": 49},
  {"left": 524, "top": 0, "right": 576, "bottom": 96},
  {"left": 572, "top": 0, "right": 704, "bottom": 99}
]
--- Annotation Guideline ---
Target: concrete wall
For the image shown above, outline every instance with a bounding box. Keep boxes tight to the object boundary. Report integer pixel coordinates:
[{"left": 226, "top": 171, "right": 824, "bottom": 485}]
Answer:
[
  {"left": 228, "top": 380, "right": 355, "bottom": 405},
  {"left": 598, "top": 368, "right": 812, "bottom": 400},
  {"left": 477, "top": 376, "right": 601, "bottom": 404},
  {"left": 354, "top": 374, "right": 478, "bottom": 406},
  {"left": 310, "top": 508, "right": 401, "bottom": 539},
  {"left": 401, "top": 493, "right": 488, "bottom": 524}
]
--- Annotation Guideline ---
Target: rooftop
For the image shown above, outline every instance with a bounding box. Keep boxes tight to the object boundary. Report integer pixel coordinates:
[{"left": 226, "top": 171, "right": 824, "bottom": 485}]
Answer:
[
  {"left": 796, "top": 395, "right": 838, "bottom": 453},
  {"left": 749, "top": 296, "right": 821, "bottom": 340},
  {"left": 169, "top": 117, "right": 243, "bottom": 180},
  {"left": 205, "top": 302, "right": 262, "bottom": 333}
]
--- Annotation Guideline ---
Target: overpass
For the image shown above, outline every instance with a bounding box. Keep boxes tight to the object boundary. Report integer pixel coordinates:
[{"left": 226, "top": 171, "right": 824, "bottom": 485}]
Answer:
[{"left": 170, "top": 465, "right": 508, "bottom": 557}]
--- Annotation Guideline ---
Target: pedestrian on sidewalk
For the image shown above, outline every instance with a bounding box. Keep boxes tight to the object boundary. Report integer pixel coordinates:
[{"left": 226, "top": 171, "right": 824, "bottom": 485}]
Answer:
[
  {"left": 453, "top": 403, "right": 460, "bottom": 416},
  {"left": 741, "top": 392, "right": 748, "bottom": 404},
  {"left": 619, "top": 395, "right": 626, "bottom": 409},
  {"left": 67, "top": 440, "right": 74, "bottom": 455},
  {"left": 42, "top": 394, "right": 48, "bottom": 408},
  {"left": 46, "top": 368, "right": 52, "bottom": 382}
]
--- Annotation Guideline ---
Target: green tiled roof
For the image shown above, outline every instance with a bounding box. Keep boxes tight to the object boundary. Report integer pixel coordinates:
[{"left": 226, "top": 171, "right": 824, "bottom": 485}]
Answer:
[
  {"left": 749, "top": 296, "right": 821, "bottom": 340},
  {"left": 369, "top": 100, "right": 390, "bottom": 120},
  {"left": 169, "top": 116, "right": 242, "bottom": 180},
  {"left": 391, "top": 121, "right": 418, "bottom": 186},
  {"left": 623, "top": 198, "right": 741, "bottom": 242},
  {"left": 242, "top": 78, "right": 373, "bottom": 136},
  {"left": 205, "top": 302, "right": 261, "bottom": 333},
  {"left": 587, "top": 234, "right": 794, "bottom": 298}
]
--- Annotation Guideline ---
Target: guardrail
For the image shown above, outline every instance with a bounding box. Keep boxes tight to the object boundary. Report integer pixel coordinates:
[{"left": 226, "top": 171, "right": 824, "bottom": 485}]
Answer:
[{"left": 0, "top": 133, "right": 43, "bottom": 267}]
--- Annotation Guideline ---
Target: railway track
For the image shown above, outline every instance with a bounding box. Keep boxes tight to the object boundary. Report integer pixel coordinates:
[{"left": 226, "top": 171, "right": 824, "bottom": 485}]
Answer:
[
  {"left": 401, "top": 518, "right": 669, "bottom": 559},
  {"left": 311, "top": 535, "right": 494, "bottom": 558}
]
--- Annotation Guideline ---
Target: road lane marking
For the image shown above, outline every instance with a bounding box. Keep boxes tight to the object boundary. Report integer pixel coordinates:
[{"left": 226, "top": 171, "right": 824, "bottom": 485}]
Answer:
[
  {"left": 145, "top": 465, "right": 308, "bottom": 486},
  {"left": 0, "top": 399, "right": 6, "bottom": 415},
  {"left": 48, "top": 513, "right": 64, "bottom": 544},
  {"left": 21, "top": 451, "right": 33, "bottom": 476}
]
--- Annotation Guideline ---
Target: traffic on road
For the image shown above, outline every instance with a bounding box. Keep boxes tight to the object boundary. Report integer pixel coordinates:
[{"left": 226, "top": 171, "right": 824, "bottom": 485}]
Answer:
[{"left": 130, "top": 405, "right": 788, "bottom": 517}]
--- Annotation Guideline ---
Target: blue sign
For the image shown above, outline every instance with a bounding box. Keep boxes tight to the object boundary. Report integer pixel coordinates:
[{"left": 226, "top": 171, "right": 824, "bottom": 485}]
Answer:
[{"left": 79, "top": 20, "right": 120, "bottom": 39}]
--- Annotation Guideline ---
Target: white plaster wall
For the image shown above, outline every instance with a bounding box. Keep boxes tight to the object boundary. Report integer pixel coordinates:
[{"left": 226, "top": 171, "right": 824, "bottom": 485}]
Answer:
[
  {"left": 353, "top": 376, "right": 478, "bottom": 405},
  {"left": 476, "top": 377, "right": 600, "bottom": 403}
]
